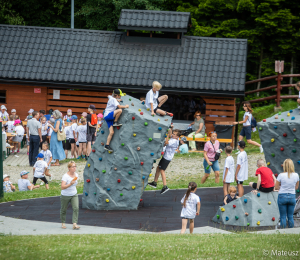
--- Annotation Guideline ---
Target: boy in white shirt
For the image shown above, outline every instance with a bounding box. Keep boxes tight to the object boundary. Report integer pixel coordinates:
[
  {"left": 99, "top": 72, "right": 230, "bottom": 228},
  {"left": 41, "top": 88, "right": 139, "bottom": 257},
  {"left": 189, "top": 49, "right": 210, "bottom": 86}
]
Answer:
[
  {"left": 144, "top": 81, "right": 172, "bottom": 117},
  {"left": 235, "top": 141, "right": 248, "bottom": 197},
  {"left": 18, "top": 170, "right": 40, "bottom": 191},
  {"left": 103, "top": 89, "right": 129, "bottom": 153},
  {"left": 223, "top": 146, "right": 235, "bottom": 197},
  {"left": 41, "top": 142, "right": 52, "bottom": 181},
  {"left": 0, "top": 105, "right": 9, "bottom": 121},
  {"left": 148, "top": 127, "right": 180, "bottom": 194},
  {"left": 6, "top": 115, "right": 14, "bottom": 133},
  {"left": 63, "top": 121, "right": 72, "bottom": 159},
  {"left": 33, "top": 153, "right": 49, "bottom": 190},
  {"left": 12, "top": 119, "right": 24, "bottom": 153},
  {"left": 69, "top": 115, "right": 78, "bottom": 159},
  {"left": 76, "top": 118, "right": 87, "bottom": 159}
]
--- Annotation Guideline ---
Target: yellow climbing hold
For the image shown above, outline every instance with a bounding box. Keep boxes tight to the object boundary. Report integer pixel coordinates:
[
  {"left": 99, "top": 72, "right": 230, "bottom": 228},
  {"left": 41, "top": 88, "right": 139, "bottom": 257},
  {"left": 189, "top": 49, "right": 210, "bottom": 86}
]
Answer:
[
  {"left": 149, "top": 174, "right": 152, "bottom": 177},
  {"left": 287, "top": 113, "right": 290, "bottom": 116},
  {"left": 268, "top": 201, "right": 271, "bottom": 205},
  {"left": 133, "top": 133, "right": 136, "bottom": 137},
  {"left": 108, "top": 151, "right": 112, "bottom": 154},
  {"left": 221, "top": 207, "right": 225, "bottom": 212},
  {"left": 88, "top": 164, "right": 90, "bottom": 167},
  {"left": 138, "top": 109, "right": 141, "bottom": 112},
  {"left": 147, "top": 108, "right": 150, "bottom": 111},
  {"left": 267, "top": 162, "right": 270, "bottom": 165},
  {"left": 271, "top": 138, "right": 275, "bottom": 142},
  {"left": 132, "top": 186, "right": 136, "bottom": 189},
  {"left": 157, "top": 119, "right": 160, "bottom": 121},
  {"left": 106, "top": 199, "right": 109, "bottom": 203},
  {"left": 257, "top": 221, "right": 260, "bottom": 225}
]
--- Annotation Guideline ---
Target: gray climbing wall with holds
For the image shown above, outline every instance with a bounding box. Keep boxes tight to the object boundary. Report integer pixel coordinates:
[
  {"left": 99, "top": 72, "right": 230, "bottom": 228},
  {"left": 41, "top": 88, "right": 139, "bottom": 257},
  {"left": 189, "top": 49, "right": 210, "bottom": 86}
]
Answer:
[
  {"left": 257, "top": 109, "right": 300, "bottom": 179},
  {"left": 212, "top": 192, "right": 279, "bottom": 227},
  {"left": 82, "top": 94, "right": 172, "bottom": 210}
]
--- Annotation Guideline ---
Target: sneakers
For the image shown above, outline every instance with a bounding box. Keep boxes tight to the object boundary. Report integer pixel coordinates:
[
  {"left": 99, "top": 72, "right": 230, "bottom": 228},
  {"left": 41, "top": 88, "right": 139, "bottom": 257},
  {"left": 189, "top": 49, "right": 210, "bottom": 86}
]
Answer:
[
  {"left": 260, "top": 145, "right": 264, "bottom": 153},
  {"left": 17, "top": 150, "right": 19, "bottom": 153},
  {"left": 40, "top": 182, "right": 44, "bottom": 186},
  {"left": 77, "top": 156, "right": 81, "bottom": 159},
  {"left": 147, "top": 181, "right": 157, "bottom": 188},
  {"left": 85, "top": 156, "right": 88, "bottom": 161},
  {"left": 113, "top": 121, "right": 122, "bottom": 127},
  {"left": 104, "top": 145, "right": 114, "bottom": 153},
  {"left": 160, "top": 186, "right": 170, "bottom": 194},
  {"left": 49, "top": 176, "right": 52, "bottom": 181}
]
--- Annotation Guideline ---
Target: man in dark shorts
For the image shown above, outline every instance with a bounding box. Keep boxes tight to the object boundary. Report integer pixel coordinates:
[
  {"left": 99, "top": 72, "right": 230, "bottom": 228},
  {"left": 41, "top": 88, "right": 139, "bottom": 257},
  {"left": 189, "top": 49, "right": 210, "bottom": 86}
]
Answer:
[
  {"left": 249, "top": 159, "right": 276, "bottom": 193},
  {"left": 86, "top": 104, "right": 98, "bottom": 158}
]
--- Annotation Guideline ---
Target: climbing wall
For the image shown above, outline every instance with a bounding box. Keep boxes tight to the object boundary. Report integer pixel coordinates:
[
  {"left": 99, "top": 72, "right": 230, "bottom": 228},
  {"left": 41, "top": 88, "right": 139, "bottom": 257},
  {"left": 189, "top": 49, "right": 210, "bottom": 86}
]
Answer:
[
  {"left": 212, "top": 192, "right": 279, "bottom": 227},
  {"left": 82, "top": 95, "right": 171, "bottom": 210},
  {"left": 258, "top": 109, "right": 300, "bottom": 182}
]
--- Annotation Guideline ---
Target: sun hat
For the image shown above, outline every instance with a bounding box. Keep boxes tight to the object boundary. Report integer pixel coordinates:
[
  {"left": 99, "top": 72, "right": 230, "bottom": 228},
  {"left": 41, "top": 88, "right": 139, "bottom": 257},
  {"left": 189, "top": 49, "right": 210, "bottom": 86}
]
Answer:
[
  {"left": 11, "top": 109, "right": 16, "bottom": 113},
  {"left": 81, "top": 112, "right": 87, "bottom": 117},
  {"left": 97, "top": 113, "right": 103, "bottom": 118},
  {"left": 28, "top": 109, "right": 34, "bottom": 113},
  {"left": 88, "top": 105, "right": 96, "bottom": 111},
  {"left": 71, "top": 115, "right": 78, "bottom": 120},
  {"left": 36, "top": 153, "right": 44, "bottom": 159},
  {"left": 1, "top": 105, "right": 7, "bottom": 110},
  {"left": 20, "top": 170, "right": 29, "bottom": 176},
  {"left": 3, "top": 174, "right": 10, "bottom": 179},
  {"left": 13, "top": 119, "right": 21, "bottom": 125}
]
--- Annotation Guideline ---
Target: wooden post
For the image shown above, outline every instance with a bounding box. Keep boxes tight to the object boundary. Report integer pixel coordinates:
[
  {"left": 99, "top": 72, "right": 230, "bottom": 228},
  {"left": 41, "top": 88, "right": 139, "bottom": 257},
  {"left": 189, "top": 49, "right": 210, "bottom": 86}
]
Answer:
[
  {"left": 127, "top": 30, "right": 129, "bottom": 36},
  {"left": 177, "top": 33, "right": 180, "bottom": 39},
  {"left": 276, "top": 72, "right": 281, "bottom": 107},
  {"left": 150, "top": 32, "right": 152, "bottom": 38}
]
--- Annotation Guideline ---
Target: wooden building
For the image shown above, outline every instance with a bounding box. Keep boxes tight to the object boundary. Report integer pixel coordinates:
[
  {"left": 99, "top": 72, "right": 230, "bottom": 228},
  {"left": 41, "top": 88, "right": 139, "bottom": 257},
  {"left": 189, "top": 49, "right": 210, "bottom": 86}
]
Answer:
[{"left": 0, "top": 10, "right": 246, "bottom": 134}]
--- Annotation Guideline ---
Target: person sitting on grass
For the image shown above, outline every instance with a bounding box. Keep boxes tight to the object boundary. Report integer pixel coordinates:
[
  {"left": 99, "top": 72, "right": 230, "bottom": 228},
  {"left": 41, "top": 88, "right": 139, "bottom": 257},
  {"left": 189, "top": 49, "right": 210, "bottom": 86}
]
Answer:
[
  {"left": 33, "top": 153, "right": 49, "bottom": 190},
  {"left": 144, "top": 81, "right": 172, "bottom": 117},
  {"left": 103, "top": 89, "right": 129, "bottom": 153},
  {"left": 18, "top": 170, "right": 40, "bottom": 191},
  {"left": 235, "top": 141, "right": 248, "bottom": 197},
  {"left": 223, "top": 146, "right": 234, "bottom": 197},
  {"left": 178, "top": 137, "right": 188, "bottom": 154},
  {"left": 148, "top": 127, "right": 180, "bottom": 194},
  {"left": 40, "top": 142, "right": 52, "bottom": 181},
  {"left": 223, "top": 186, "right": 239, "bottom": 205},
  {"left": 180, "top": 182, "right": 201, "bottom": 234},
  {"left": 3, "top": 174, "right": 15, "bottom": 193}
]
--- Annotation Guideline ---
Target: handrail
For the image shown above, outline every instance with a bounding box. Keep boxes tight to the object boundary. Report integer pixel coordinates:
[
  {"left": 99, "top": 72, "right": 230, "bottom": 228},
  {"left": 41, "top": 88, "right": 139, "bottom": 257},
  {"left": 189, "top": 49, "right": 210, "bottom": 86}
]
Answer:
[
  {"left": 245, "top": 84, "right": 295, "bottom": 95},
  {"left": 245, "top": 74, "right": 300, "bottom": 85}
]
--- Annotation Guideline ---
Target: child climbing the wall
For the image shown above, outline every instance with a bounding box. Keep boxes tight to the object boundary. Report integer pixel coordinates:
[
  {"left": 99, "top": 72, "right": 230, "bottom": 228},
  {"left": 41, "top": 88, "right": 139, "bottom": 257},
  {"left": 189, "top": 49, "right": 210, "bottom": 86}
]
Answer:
[
  {"left": 103, "top": 89, "right": 129, "bottom": 153},
  {"left": 144, "top": 81, "right": 172, "bottom": 117},
  {"left": 180, "top": 182, "right": 201, "bottom": 234},
  {"left": 223, "top": 186, "right": 239, "bottom": 205},
  {"left": 148, "top": 127, "right": 180, "bottom": 194},
  {"left": 235, "top": 141, "right": 248, "bottom": 197},
  {"left": 223, "top": 146, "right": 234, "bottom": 197},
  {"left": 295, "top": 81, "right": 300, "bottom": 109}
]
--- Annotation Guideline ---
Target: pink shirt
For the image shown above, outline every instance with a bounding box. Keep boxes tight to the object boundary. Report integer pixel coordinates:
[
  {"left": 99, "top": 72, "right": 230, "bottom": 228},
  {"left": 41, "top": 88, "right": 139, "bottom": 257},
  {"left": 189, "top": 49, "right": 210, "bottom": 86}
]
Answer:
[{"left": 204, "top": 140, "right": 220, "bottom": 161}]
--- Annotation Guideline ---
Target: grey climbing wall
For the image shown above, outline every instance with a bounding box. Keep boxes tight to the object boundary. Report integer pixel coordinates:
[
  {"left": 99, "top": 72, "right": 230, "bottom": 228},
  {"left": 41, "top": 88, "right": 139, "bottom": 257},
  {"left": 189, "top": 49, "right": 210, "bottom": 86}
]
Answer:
[
  {"left": 257, "top": 109, "right": 300, "bottom": 176},
  {"left": 82, "top": 94, "right": 171, "bottom": 210},
  {"left": 212, "top": 192, "right": 279, "bottom": 227}
]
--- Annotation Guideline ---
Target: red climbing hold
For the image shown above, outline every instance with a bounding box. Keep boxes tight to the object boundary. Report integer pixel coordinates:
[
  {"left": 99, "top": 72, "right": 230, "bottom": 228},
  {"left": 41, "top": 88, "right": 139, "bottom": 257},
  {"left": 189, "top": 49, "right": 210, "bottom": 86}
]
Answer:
[
  {"left": 140, "top": 112, "right": 143, "bottom": 115},
  {"left": 272, "top": 217, "right": 275, "bottom": 221},
  {"left": 140, "top": 199, "right": 143, "bottom": 202},
  {"left": 161, "top": 151, "right": 164, "bottom": 155},
  {"left": 132, "top": 116, "right": 135, "bottom": 120},
  {"left": 86, "top": 179, "right": 91, "bottom": 183},
  {"left": 141, "top": 162, "right": 144, "bottom": 166},
  {"left": 233, "top": 205, "right": 236, "bottom": 208},
  {"left": 280, "top": 147, "right": 284, "bottom": 151},
  {"left": 283, "top": 133, "right": 287, "bottom": 137},
  {"left": 263, "top": 119, "right": 266, "bottom": 122},
  {"left": 92, "top": 149, "right": 95, "bottom": 153},
  {"left": 117, "top": 179, "right": 121, "bottom": 183},
  {"left": 275, "top": 173, "right": 278, "bottom": 177},
  {"left": 117, "top": 126, "right": 120, "bottom": 130}
]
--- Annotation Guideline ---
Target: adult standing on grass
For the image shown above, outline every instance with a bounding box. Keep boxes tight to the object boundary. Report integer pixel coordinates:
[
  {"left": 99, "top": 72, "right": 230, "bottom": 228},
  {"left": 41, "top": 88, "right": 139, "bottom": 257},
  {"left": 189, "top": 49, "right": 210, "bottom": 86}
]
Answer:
[
  {"left": 275, "top": 159, "right": 299, "bottom": 228},
  {"left": 187, "top": 111, "right": 205, "bottom": 151},
  {"left": 60, "top": 161, "right": 80, "bottom": 230},
  {"left": 27, "top": 111, "right": 42, "bottom": 166},
  {"left": 234, "top": 101, "right": 263, "bottom": 153},
  {"left": 49, "top": 110, "right": 66, "bottom": 166},
  {"left": 202, "top": 132, "right": 222, "bottom": 184}
]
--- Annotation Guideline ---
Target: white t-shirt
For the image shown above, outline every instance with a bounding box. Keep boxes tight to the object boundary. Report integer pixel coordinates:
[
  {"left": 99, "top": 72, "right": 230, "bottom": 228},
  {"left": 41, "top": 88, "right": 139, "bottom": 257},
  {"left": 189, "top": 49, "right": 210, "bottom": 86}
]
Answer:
[
  {"left": 65, "top": 126, "right": 71, "bottom": 139},
  {"left": 0, "top": 111, "right": 9, "bottom": 121},
  {"left": 104, "top": 95, "right": 119, "bottom": 117},
  {"left": 236, "top": 151, "right": 248, "bottom": 181},
  {"left": 6, "top": 121, "right": 14, "bottom": 133},
  {"left": 33, "top": 160, "right": 48, "bottom": 178},
  {"left": 41, "top": 123, "right": 48, "bottom": 136},
  {"left": 41, "top": 149, "right": 52, "bottom": 169},
  {"left": 15, "top": 125, "right": 25, "bottom": 136},
  {"left": 243, "top": 112, "right": 252, "bottom": 126},
  {"left": 180, "top": 193, "right": 200, "bottom": 219},
  {"left": 18, "top": 179, "right": 31, "bottom": 191},
  {"left": 223, "top": 156, "right": 235, "bottom": 183},
  {"left": 163, "top": 138, "right": 179, "bottom": 161},
  {"left": 61, "top": 173, "right": 78, "bottom": 196},
  {"left": 48, "top": 127, "right": 53, "bottom": 137},
  {"left": 77, "top": 124, "right": 87, "bottom": 142},
  {"left": 277, "top": 172, "right": 299, "bottom": 194},
  {"left": 145, "top": 89, "right": 159, "bottom": 110},
  {"left": 69, "top": 123, "right": 78, "bottom": 139}
]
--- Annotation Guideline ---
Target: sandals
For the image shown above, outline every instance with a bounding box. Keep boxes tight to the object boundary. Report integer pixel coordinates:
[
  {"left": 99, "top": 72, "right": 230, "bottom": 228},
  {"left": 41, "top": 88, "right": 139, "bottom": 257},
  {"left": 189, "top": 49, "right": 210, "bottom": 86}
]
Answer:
[
  {"left": 52, "top": 163, "right": 60, "bottom": 166},
  {"left": 73, "top": 224, "right": 80, "bottom": 230},
  {"left": 61, "top": 223, "right": 66, "bottom": 229}
]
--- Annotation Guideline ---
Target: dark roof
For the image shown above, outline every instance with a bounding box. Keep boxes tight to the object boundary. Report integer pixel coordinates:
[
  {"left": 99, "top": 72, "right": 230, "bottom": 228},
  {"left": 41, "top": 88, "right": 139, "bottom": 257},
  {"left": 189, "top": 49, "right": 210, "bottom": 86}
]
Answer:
[
  {"left": 0, "top": 24, "right": 247, "bottom": 97},
  {"left": 118, "top": 9, "right": 191, "bottom": 32}
]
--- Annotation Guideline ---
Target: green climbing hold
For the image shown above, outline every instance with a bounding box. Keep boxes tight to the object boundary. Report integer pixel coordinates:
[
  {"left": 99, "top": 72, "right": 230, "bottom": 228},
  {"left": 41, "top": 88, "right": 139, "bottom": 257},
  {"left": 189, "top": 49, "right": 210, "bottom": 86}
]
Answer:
[
  {"left": 258, "top": 209, "right": 262, "bottom": 213},
  {"left": 144, "top": 122, "right": 148, "bottom": 126},
  {"left": 121, "top": 143, "right": 125, "bottom": 146},
  {"left": 247, "top": 223, "right": 250, "bottom": 226},
  {"left": 102, "top": 170, "right": 106, "bottom": 173},
  {"left": 293, "top": 149, "right": 297, "bottom": 153},
  {"left": 149, "top": 138, "right": 153, "bottom": 142},
  {"left": 235, "top": 216, "right": 239, "bottom": 220},
  {"left": 297, "top": 189, "right": 300, "bottom": 193},
  {"left": 281, "top": 118, "right": 284, "bottom": 121},
  {"left": 120, "top": 193, "right": 123, "bottom": 196},
  {"left": 154, "top": 160, "right": 156, "bottom": 163},
  {"left": 124, "top": 157, "right": 128, "bottom": 160},
  {"left": 278, "top": 112, "right": 281, "bottom": 115},
  {"left": 271, "top": 153, "right": 275, "bottom": 157},
  {"left": 129, "top": 98, "right": 131, "bottom": 101},
  {"left": 94, "top": 192, "right": 96, "bottom": 195},
  {"left": 259, "top": 127, "right": 262, "bottom": 131},
  {"left": 128, "top": 171, "right": 132, "bottom": 175},
  {"left": 216, "top": 215, "right": 220, "bottom": 219},
  {"left": 294, "top": 139, "right": 297, "bottom": 142}
]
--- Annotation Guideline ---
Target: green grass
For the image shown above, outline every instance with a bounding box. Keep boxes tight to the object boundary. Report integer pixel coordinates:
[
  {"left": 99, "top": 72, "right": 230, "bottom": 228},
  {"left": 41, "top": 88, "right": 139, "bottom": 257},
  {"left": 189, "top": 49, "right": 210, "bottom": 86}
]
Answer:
[{"left": 0, "top": 233, "right": 299, "bottom": 259}]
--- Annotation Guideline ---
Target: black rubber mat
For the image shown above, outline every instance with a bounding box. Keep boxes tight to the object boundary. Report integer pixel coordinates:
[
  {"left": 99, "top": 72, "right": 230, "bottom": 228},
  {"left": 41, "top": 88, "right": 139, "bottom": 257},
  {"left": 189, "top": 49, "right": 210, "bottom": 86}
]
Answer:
[{"left": 0, "top": 187, "right": 275, "bottom": 232}]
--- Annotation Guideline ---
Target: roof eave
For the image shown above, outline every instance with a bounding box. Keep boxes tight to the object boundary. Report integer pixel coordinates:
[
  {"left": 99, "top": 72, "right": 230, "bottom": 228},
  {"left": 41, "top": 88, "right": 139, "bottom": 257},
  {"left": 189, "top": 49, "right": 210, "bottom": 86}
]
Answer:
[{"left": 118, "top": 25, "right": 187, "bottom": 33}]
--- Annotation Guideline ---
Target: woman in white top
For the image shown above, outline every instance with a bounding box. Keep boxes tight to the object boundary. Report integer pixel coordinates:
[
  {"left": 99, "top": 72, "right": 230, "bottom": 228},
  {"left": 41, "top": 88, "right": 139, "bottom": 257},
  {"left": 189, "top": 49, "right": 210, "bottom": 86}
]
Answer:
[
  {"left": 234, "top": 101, "right": 263, "bottom": 153},
  {"left": 275, "top": 159, "right": 299, "bottom": 228},
  {"left": 60, "top": 161, "right": 80, "bottom": 230}
]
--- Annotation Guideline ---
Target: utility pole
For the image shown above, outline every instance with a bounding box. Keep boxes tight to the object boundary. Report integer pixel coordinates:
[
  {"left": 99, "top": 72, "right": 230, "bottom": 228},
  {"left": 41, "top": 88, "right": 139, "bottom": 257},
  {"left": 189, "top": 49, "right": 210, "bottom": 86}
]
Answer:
[{"left": 71, "top": 0, "right": 74, "bottom": 29}]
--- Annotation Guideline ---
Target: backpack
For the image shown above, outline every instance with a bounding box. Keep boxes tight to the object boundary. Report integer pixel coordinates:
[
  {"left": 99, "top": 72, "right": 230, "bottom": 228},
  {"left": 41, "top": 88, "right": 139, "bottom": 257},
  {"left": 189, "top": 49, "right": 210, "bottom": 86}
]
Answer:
[
  {"left": 251, "top": 116, "right": 257, "bottom": 128},
  {"left": 91, "top": 114, "right": 97, "bottom": 125}
]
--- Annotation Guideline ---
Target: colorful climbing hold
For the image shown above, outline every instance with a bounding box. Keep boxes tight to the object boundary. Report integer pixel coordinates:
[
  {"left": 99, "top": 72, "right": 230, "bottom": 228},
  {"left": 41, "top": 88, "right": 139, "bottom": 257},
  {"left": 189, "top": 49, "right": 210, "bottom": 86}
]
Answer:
[
  {"left": 108, "top": 151, "right": 112, "bottom": 154},
  {"left": 129, "top": 98, "right": 131, "bottom": 101},
  {"left": 116, "top": 126, "right": 120, "bottom": 130},
  {"left": 107, "top": 188, "right": 110, "bottom": 191},
  {"left": 293, "top": 128, "right": 297, "bottom": 132},
  {"left": 149, "top": 174, "right": 152, "bottom": 177},
  {"left": 257, "top": 193, "right": 261, "bottom": 197},
  {"left": 235, "top": 216, "right": 239, "bottom": 220},
  {"left": 154, "top": 160, "right": 156, "bottom": 163},
  {"left": 137, "top": 147, "right": 140, "bottom": 151},
  {"left": 257, "top": 221, "right": 260, "bottom": 225},
  {"left": 120, "top": 193, "right": 123, "bottom": 196},
  {"left": 142, "top": 176, "right": 145, "bottom": 179},
  {"left": 101, "top": 130, "right": 104, "bottom": 134},
  {"left": 124, "top": 157, "right": 128, "bottom": 160},
  {"left": 85, "top": 192, "right": 88, "bottom": 196},
  {"left": 280, "top": 147, "right": 284, "bottom": 151},
  {"left": 161, "top": 151, "right": 164, "bottom": 155},
  {"left": 141, "top": 162, "right": 144, "bottom": 166},
  {"left": 271, "top": 153, "right": 275, "bottom": 157},
  {"left": 132, "top": 116, "right": 135, "bottom": 120},
  {"left": 258, "top": 209, "right": 262, "bottom": 213},
  {"left": 245, "top": 212, "right": 249, "bottom": 216},
  {"left": 158, "top": 127, "right": 162, "bottom": 131},
  {"left": 216, "top": 215, "right": 220, "bottom": 219},
  {"left": 102, "top": 170, "right": 106, "bottom": 173},
  {"left": 221, "top": 207, "right": 225, "bottom": 212},
  {"left": 106, "top": 199, "right": 109, "bottom": 203},
  {"left": 271, "top": 138, "right": 275, "bottom": 142},
  {"left": 132, "top": 186, "right": 135, "bottom": 189},
  {"left": 293, "top": 149, "right": 297, "bottom": 153},
  {"left": 149, "top": 138, "right": 152, "bottom": 142},
  {"left": 283, "top": 133, "right": 287, "bottom": 137},
  {"left": 225, "top": 216, "right": 229, "bottom": 221},
  {"left": 274, "top": 126, "right": 277, "bottom": 129},
  {"left": 268, "top": 201, "right": 271, "bottom": 205},
  {"left": 99, "top": 157, "right": 102, "bottom": 161},
  {"left": 275, "top": 173, "right": 278, "bottom": 177},
  {"left": 150, "top": 152, "right": 154, "bottom": 156},
  {"left": 128, "top": 171, "right": 132, "bottom": 175},
  {"left": 272, "top": 217, "right": 275, "bottom": 221},
  {"left": 233, "top": 205, "right": 236, "bottom": 208},
  {"left": 297, "top": 189, "right": 300, "bottom": 193},
  {"left": 247, "top": 223, "right": 250, "bottom": 226},
  {"left": 117, "top": 179, "right": 121, "bottom": 183},
  {"left": 144, "top": 122, "right": 148, "bottom": 126},
  {"left": 92, "top": 149, "right": 95, "bottom": 153},
  {"left": 88, "top": 163, "right": 90, "bottom": 167},
  {"left": 290, "top": 109, "right": 293, "bottom": 113},
  {"left": 259, "top": 127, "right": 262, "bottom": 131},
  {"left": 96, "top": 178, "right": 99, "bottom": 182},
  {"left": 278, "top": 112, "right": 281, "bottom": 115},
  {"left": 140, "top": 199, "right": 143, "bottom": 202},
  {"left": 244, "top": 199, "right": 247, "bottom": 203},
  {"left": 275, "top": 115, "right": 278, "bottom": 119},
  {"left": 86, "top": 179, "right": 90, "bottom": 183},
  {"left": 263, "top": 119, "right": 266, "bottom": 122},
  {"left": 133, "top": 133, "right": 136, "bottom": 137},
  {"left": 121, "top": 143, "right": 125, "bottom": 146},
  {"left": 287, "top": 113, "right": 290, "bottom": 116},
  {"left": 94, "top": 192, "right": 96, "bottom": 195},
  {"left": 292, "top": 116, "right": 295, "bottom": 120},
  {"left": 267, "top": 162, "right": 270, "bottom": 165},
  {"left": 147, "top": 108, "right": 150, "bottom": 111},
  {"left": 140, "top": 112, "right": 144, "bottom": 115},
  {"left": 131, "top": 103, "right": 134, "bottom": 106},
  {"left": 157, "top": 119, "right": 160, "bottom": 121},
  {"left": 138, "top": 109, "right": 141, "bottom": 112},
  {"left": 114, "top": 167, "right": 117, "bottom": 171},
  {"left": 294, "top": 139, "right": 297, "bottom": 142},
  {"left": 281, "top": 118, "right": 284, "bottom": 121}
]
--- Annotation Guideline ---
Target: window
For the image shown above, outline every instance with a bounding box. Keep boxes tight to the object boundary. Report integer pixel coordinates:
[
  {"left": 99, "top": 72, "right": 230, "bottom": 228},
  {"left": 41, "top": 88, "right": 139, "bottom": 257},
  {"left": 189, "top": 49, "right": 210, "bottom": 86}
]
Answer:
[{"left": 0, "top": 90, "right": 6, "bottom": 104}]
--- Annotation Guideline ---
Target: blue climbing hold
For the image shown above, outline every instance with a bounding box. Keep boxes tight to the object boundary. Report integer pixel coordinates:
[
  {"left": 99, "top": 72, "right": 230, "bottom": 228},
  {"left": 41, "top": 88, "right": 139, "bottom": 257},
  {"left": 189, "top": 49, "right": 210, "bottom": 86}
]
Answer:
[
  {"left": 225, "top": 216, "right": 229, "bottom": 221},
  {"left": 101, "top": 130, "right": 104, "bottom": 134},
  {"left": 107, "top": 188, "right": 110, "bottom": 191},
  {"left": 158, "top": 127, "right": 162, "bottom": 131},
  {"left": 274, "top": 126, "right": 277, "bottom": 129},
  {"left": 244, "top": 199, "right": 247, "bottom": 203},
  {"left": 290, "top": 110, "right": 293, "bottom": 113},
  {"left": 99, "top": 157, "right": 102, "bottom": 161},
  {"left": 142, "top": 176, "right": 145, "bottom": 180},
  {"left": 85, "top": 192, "right": 88, "bottom": 196},
  {"left": 292, "top": 116, "right": 295, "bottom": 120},
  {"left": 142, "top": 101, "right": 145, "bottom": 105},
  {"left": 297, "top": 161, "right": 300, "bottom": 165},
  {"left": 150, "top": 152, "right": 154, "bottom": 156},
  {"left": 257, "top": 193, "right": 261, "bottom": 197}
]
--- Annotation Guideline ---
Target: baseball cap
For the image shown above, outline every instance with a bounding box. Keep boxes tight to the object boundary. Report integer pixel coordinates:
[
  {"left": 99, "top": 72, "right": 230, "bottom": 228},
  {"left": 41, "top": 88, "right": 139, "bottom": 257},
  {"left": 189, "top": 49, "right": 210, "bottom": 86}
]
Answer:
[
  {"left": 28, "top": 109, "right": 34, "bottom": 113},
  {"left": 3, "top": 174, "right": 10, "bottom": 179},
  {"left": 1, "top": 105, "right": 7, "bottom": 110},
  {"left": 113, "top": 89, "right": 121, "bottom": 95},
  {"left": 20, "top": 170, "right": 29, "bottom": 176},
  {"left": 13, "top": 119, "right": 21, "bottom": 125},
  {"left": 36, "top": 153, "right": 44, "bottom": 159},
  {"left": 238, "top": 141, "right": 246, "bottom": 148},
  {"left": 71, "top": 115, "right": 78, "bottom": 120},
  {"left": 11, "top": 109, "right": 16, "bottom": 113},
  {"left": 181, "top": 137, "right": 187, "bottom": 142},
  {"left": 88, "top": 105, "right": 96, "bottom": 111}
]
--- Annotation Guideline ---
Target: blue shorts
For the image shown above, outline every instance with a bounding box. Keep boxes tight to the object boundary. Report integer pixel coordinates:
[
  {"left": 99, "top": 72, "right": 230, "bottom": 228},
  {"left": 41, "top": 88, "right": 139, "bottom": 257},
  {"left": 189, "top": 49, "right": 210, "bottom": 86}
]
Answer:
[
  {"left": 104, "top": 111, "right": 115, "bottom": 128},
  {"left": 203, "top": 159, "right": 220, "bottom": 174},
  {"left": 240, "top": 126, "right": 251, "bottom": 140}
]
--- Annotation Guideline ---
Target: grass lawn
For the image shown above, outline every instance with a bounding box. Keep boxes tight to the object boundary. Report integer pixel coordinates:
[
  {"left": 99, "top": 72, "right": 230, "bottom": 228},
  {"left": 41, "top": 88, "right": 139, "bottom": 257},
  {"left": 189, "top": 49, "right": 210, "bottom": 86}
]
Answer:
[{"left": 0, "top": 233, "right": 299, "bottom": 259}]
